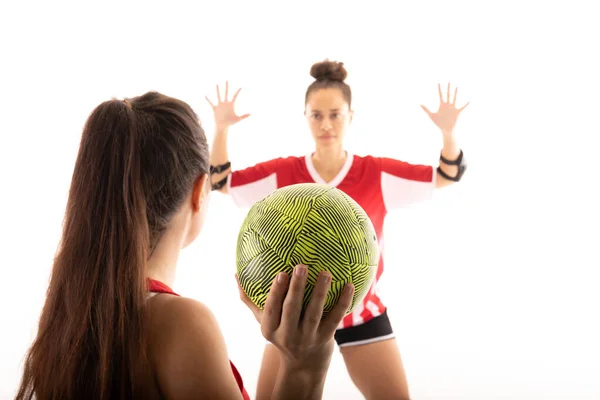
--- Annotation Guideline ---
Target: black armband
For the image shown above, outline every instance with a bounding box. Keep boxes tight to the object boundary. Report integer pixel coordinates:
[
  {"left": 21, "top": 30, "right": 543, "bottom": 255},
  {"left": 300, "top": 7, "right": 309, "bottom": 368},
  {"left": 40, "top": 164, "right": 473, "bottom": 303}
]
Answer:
[
  {"left": 211, "top": 176, "right": 228, "bottom": 191},
  {"left": 438, "top": 149, "right": 467, "bottom": 182},
  {"left": 210, "top": 161, "right": 231, "bottom": 175},
  {"left": 440, "top": 149, "right": 464, "bottom": 166}
]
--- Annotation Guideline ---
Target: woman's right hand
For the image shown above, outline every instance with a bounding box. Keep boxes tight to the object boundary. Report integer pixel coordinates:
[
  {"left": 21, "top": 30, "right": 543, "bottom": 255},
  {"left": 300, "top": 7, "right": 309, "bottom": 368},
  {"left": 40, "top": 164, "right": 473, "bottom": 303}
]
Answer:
[
  {"left": 238, "top": 265, "right": 355, "bottom": 373},
  {"left": 205, "top": 81, "right": 250, "bottom": 131}
]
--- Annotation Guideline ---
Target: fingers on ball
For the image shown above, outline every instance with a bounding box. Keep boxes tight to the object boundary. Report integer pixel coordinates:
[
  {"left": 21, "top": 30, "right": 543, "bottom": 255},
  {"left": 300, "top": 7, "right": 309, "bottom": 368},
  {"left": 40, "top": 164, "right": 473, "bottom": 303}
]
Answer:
[
  {"left": 320, "top": 283, "right": 354, "bottom": 335},
  {"left": 303, "top": 271, "right": 333, "bottom": 327}
]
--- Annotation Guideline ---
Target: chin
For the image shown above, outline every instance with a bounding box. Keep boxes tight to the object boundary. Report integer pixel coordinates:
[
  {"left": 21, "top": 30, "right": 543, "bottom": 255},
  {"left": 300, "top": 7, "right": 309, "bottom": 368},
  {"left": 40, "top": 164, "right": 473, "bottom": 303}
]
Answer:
[{"left": 317, "top": 139, "right": 340, "bottom": 147}]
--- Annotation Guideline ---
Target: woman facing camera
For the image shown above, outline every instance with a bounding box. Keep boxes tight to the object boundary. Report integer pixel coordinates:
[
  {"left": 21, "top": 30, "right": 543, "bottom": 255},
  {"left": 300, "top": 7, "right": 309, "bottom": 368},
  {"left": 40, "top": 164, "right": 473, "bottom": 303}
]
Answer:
[{"left": 207, "top": 60, "right": 469, "bottom": 399}]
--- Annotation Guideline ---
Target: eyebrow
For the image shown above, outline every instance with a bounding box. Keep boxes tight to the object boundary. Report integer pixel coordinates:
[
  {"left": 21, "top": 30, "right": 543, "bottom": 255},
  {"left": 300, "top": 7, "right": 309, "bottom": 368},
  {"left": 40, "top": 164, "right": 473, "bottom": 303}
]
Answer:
[{"left": 312, "top": 109, "right": 341, "bottom": 112}]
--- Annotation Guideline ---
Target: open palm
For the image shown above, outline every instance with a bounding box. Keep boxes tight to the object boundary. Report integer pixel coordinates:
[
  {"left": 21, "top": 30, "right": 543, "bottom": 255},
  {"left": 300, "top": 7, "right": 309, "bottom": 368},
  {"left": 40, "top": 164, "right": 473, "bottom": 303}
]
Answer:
[
  {"left": 421, "top": 83, "right": 469, "bottom": 135},
  {"left": 205, "top": 81, "right": 250, "bottom": 130}
]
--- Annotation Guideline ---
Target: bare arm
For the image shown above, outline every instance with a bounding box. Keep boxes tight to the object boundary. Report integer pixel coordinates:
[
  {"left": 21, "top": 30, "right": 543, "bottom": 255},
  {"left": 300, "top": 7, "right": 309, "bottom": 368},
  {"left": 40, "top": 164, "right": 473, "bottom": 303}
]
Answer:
[
  {"left": 435, "top": 135, "right": 461, "bottom": 188},
  {"left": 205, "top": 82, "right": 250, "bottom": 194},
  {"left": 210, "top": 128, "right": 231, "bottom": 194},
  {"left": 421, "top": 83, "right": 469, "bottom": 188},
  {"left": 271, "top": 358, "right": 332, "bottom": 400},
  {"left": 152, "top": 296, "right": 330, "bottom": 400}
]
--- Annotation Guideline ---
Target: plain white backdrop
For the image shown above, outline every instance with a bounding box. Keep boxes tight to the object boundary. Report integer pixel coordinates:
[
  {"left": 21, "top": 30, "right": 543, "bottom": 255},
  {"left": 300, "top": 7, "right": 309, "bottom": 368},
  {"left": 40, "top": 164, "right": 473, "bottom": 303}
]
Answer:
[{"left": 1, "top": 1, "right": 599, "bottom": 399}]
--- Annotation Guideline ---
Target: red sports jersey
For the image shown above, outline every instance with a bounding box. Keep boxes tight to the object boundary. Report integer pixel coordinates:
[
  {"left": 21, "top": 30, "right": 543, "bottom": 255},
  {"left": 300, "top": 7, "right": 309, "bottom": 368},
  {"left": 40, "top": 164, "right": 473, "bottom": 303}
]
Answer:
[
  {"left": 227, "top": 153, "right": 435, "bottom": 329},
  {"left": 147, "top": 278, "right": 251, "bottom": 400}
]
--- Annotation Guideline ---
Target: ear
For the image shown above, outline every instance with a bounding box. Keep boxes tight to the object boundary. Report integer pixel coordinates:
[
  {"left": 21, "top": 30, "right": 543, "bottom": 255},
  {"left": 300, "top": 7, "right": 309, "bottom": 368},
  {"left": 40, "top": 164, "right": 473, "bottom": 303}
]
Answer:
[
  {"left": 348, "top": 109, "right": 354, "bottom": 124},
  {"left": 191, "top": 174, "right": 208, "bottom": 212}
]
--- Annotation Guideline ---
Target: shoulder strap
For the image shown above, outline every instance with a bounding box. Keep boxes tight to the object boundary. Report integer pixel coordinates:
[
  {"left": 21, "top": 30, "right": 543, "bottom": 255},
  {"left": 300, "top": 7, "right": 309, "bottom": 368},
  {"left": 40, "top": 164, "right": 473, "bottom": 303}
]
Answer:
[{"left": 147, "top": 278, "right": 180, "bottom": 296}]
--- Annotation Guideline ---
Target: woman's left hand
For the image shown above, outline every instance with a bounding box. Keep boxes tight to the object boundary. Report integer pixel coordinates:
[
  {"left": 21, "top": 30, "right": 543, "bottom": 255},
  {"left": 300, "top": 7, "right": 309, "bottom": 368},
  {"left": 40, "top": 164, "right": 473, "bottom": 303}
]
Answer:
[{"left": 421, "top": 83, "right": 469, "bottom": 137}]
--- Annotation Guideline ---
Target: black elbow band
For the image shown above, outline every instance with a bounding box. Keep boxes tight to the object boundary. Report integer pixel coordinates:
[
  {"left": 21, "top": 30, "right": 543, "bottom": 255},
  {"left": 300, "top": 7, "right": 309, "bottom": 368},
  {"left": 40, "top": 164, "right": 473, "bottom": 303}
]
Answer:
[
  {"left": 438, "top": 149, "right": 467, "bottom": 182},
  {"left": 210, "top": 161, "right": 231, "bottom": 175},
  {"left": 211, "top": 176, "right": 228, "bottom": 191}
]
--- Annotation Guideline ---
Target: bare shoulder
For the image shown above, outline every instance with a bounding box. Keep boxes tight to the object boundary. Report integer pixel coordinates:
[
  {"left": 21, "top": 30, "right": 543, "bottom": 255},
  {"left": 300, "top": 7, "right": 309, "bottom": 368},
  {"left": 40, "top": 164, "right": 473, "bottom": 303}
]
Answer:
[
  {"left": 147, "top": 295, "right": 243, "bottom": 399},
  {"left": 149, "top": 294, "right": 215, "bottom": 330}
]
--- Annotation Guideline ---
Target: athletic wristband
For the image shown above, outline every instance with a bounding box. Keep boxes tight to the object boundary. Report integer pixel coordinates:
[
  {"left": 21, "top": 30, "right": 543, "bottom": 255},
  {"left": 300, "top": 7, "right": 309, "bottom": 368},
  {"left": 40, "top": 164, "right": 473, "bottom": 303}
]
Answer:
[
  {"left": 440, "top": 149, "right": 464, "bottom": 166},
  {"left": 437, "top": 165, "right": 465, "bottom": 182},
  {"left": 210, "top": 161, "right": 231, "bottom": 174},
  {"left": 438, "top": 149, "right": 467, "bottom": 182},
  {"left": 211, "top": 176, "right": 228, "bottom": 191}
]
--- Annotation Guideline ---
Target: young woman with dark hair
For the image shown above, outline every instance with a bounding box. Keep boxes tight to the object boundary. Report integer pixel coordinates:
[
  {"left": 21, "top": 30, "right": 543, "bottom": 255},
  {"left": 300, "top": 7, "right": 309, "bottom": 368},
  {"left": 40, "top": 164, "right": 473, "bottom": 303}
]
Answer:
[
  {"left": 16, "top": 91, "right": 354, "bottom": 400},
  {"left": 208, "top": 60, "right": 469, "bottom": 400}
]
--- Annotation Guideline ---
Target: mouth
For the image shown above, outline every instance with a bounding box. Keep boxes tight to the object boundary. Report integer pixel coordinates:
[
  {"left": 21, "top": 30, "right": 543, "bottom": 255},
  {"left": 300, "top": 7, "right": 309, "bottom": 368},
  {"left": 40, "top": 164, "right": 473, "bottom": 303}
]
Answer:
[{"left": 319, "top": 135, "right": 336, "bottom": 140}]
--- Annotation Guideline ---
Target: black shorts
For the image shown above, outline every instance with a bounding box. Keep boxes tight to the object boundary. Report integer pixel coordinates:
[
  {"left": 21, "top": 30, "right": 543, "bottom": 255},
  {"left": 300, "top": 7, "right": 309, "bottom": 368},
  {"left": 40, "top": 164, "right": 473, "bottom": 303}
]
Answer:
[{"left": 334, "top": 309, "right": 395, "bottom": 348}]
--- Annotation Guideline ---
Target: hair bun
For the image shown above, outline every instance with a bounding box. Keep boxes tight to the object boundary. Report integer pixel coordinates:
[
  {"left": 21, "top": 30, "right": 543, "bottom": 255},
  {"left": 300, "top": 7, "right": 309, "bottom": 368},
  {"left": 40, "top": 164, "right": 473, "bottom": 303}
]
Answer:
[{"left": 310, "top": 60, "right": 348, "bottom": 82}]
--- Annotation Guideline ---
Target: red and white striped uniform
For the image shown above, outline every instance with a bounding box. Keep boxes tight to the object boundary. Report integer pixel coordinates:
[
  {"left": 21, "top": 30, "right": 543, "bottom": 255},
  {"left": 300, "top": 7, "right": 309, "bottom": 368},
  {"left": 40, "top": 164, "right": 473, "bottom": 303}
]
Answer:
[{"left": 228, "top": 153, "right": 435, "bottom": 329}]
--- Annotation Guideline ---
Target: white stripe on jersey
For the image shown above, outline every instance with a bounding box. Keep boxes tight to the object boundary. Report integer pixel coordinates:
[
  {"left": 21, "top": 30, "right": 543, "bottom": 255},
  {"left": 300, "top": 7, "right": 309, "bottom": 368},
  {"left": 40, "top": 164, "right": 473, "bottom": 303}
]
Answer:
[
  {"left": 228, "top": 172, "right": 277, "bottom": 208},
  {"left": 337, "top": 333, "right": 396, "bottom": 348},
  {"left": 352, "top": 302, "right": 365, "bottom": 327},
  {"left": 365, "top": 299, "right": 383, "bottom": 319},
  {"left": 380, "top": 169, "right": 436, "bottom": 210}
]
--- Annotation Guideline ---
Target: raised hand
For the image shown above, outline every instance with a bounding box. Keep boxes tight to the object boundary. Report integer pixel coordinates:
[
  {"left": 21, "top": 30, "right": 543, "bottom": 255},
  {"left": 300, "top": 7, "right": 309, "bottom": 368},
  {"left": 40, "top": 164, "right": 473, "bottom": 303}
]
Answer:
[
  {"left": 205, "top": 81, "right": 250, "bottom": 131},
  {"left": 421, "top": 83, "right": 469, "bottom": 136},
  {"left": 238, "top": 265, "right": 354, "bottom": 368}
]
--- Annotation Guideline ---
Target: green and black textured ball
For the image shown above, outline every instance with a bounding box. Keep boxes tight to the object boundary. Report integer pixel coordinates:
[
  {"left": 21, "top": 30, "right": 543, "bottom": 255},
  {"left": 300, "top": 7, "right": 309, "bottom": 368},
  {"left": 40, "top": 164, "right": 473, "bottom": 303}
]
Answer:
[{"left": 236, "top": 183, "right": 379, "bottom": 316}]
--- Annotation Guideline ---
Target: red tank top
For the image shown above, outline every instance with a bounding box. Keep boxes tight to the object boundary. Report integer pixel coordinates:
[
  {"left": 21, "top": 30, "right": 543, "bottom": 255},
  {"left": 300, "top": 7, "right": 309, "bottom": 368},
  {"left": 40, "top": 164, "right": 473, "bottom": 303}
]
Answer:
[{"left": 148, "top": 278, "right": 251, "bottom": 400}]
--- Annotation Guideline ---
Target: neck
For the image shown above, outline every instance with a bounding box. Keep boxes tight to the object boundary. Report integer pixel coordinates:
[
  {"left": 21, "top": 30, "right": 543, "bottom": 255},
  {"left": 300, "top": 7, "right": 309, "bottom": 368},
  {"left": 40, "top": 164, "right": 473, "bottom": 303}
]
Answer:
[
  {"left": 146, "top": 223, "right": 187, "bottom": 288},
  {"left": 312, "top": 145, "right": 346, "bottom": 172}
]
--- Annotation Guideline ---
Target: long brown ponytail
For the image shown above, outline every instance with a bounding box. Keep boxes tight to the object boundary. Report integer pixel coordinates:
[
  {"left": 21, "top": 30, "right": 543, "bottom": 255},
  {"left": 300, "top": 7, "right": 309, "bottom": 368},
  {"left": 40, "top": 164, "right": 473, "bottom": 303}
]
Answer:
[{"left": 16, "top": 92, "right": 209, "bottom": 399}]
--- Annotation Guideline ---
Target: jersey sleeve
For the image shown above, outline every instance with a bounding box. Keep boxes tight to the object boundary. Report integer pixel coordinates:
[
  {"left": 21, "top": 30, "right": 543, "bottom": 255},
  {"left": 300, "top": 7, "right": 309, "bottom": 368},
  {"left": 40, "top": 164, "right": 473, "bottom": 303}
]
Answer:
[
  {"left": 227, "top": 158, "right": 280, "bottom": 207},
  {"left": 378, "top": 157, "right": 436, "bottom": 210}
]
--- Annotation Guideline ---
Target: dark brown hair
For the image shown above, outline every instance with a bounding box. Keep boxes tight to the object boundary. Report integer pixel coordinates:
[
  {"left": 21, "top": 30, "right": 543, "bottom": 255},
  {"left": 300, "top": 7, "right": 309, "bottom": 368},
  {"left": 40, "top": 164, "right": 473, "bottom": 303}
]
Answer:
[
  {"left": 16, "top": 92, "right": 209, "bottom": 400},
  {"left": 305, "top": 60, "right": 352, "bottom": 108}
]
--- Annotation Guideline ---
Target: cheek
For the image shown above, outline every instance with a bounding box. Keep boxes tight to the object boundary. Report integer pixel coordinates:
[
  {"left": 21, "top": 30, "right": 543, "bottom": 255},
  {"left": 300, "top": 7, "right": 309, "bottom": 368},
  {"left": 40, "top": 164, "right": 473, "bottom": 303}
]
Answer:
[
  {"left": 307, "top": 120, "right": 320, "bottom": 135},
  {"left": 335, "top": 119, "right": 349, "bottom": 133},
  {"left": 184, "top": 202, "right": 209, "bottom": 248}
]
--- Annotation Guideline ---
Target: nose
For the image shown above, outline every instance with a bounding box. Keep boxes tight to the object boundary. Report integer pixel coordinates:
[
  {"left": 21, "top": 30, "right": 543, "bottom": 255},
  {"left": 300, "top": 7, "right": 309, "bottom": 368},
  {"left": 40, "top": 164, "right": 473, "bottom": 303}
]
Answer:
[{"left": 321, "top": 118, "right": 332, "bottom": 131}]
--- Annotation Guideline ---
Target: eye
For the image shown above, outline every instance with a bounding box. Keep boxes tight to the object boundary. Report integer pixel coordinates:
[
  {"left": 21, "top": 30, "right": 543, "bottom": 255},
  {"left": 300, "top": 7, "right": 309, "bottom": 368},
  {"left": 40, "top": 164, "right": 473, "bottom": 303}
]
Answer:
[
  {"left": 311, "top": 114, "right": 322, "bottom": 120},
  {"left": 331, "top": 113, "right": 341, "bottom": 119}
]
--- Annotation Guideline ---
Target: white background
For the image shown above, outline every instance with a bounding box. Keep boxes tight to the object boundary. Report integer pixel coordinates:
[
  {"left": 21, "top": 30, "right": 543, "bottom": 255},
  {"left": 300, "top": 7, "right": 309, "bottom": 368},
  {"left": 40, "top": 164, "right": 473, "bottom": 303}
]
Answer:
[{"left": 1, "top": 1, "right": 599, "bottom": 399}]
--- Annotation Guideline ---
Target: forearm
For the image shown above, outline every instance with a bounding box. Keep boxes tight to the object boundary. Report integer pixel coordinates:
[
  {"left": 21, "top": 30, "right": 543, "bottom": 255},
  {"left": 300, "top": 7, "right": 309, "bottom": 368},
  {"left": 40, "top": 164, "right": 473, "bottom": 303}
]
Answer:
[
  {"left": 436, "top": 134, "right": 461, "bottom": 188},
  {"left": 209, "top": 128, "right": 231, "bottom": 193},
  {"left": 271, "top": 364, "right": 328, "bottom": 400}
]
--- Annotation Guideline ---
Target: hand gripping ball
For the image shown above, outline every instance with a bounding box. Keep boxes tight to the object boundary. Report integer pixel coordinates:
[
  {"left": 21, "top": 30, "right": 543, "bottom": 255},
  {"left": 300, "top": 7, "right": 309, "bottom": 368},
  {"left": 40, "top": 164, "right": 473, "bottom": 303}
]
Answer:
[{"left": 236, "top": 183, "right": 379, "bottom": 316}]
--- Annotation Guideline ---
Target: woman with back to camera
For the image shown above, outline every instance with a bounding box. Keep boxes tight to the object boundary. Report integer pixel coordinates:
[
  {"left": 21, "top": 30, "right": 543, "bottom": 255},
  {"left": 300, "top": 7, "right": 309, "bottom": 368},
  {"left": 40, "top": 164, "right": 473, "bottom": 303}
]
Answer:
[
  {"left": 15, "top": 91, "right": 355, "bottom": 400},
  {"left": 207, "top": 60, "right": 469, "bottom": 400}
]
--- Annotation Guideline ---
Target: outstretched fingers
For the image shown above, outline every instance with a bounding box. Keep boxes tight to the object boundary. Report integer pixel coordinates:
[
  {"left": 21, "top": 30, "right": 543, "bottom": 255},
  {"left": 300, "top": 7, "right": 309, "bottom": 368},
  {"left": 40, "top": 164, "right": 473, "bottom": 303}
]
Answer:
[
  {"left": 216, "top": 84, "right": 222, "bottom": 103},
  {"left": 231, "top": 87, "right": 242, "bottom": 103},
  {"left": 438, "top": 83, "right": 467, "bottom": 109},
  {"left": 420, "top": 104, "right": 433, "bottom": 118},
  {"left": 205, "top": 96, "right": 215, "bottom": 109}
]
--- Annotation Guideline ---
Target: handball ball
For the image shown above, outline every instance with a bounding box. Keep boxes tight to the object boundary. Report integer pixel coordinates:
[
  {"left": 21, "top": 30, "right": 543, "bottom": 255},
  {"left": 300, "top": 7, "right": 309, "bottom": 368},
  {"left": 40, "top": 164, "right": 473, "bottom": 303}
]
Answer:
[{"left": 236, "top": 183, "right": 379, "bottom": 316}]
